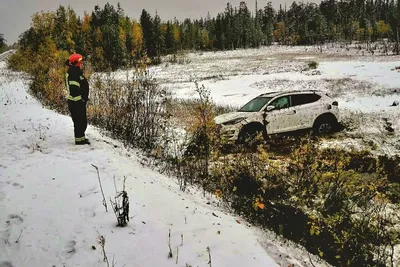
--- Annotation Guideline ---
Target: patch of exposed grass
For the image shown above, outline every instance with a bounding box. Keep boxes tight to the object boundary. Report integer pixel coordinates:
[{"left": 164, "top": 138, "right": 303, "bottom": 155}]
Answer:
[{"left": 308, "top": 60, "right": 318, "bottom": 69}]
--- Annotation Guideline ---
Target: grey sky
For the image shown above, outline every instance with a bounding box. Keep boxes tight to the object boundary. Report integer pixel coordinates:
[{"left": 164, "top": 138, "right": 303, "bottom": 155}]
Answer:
[{"left": 0, "top": 0, "right": 319, "bottom": 44}]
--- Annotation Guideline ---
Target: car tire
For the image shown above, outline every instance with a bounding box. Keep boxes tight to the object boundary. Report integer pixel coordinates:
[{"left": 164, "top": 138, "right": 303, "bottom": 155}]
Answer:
[
  {"left": 237, "top": 124, "right": 268, "bottom": 144},
  {"left": 313, "top": 117, "right": 337, "bottom": 135}
]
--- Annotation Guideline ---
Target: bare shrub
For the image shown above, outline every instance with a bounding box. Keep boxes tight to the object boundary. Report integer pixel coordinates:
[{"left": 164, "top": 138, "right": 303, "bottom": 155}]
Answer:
[
  {"left": 110, "top": 176, "right": 130, "bottom": 227},
  {"left": 176, "top": 82, "right": 220, "bottom": 193},
  {"left": 167, "top": 98, "right": 235, "bottom": 129},
  {"left": 97, "top": 233, "right": 110, "bottom": 267},
  {"left": 24, "top": 135, "right": 43, "bottom": 153},
  {"left": 24, "top": 124, "right": 48, "bottom": 153},
  {"left": 88, "top": 65, "right": 170, "bottom": 151}
]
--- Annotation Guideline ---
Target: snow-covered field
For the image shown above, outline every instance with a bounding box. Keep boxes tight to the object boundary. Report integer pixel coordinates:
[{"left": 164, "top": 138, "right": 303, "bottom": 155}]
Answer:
[
  {"left": 0, "top": 55, "right": 332, "bottom": 267},
  {"left": 134, "top": 45, "right": 400, "bottom": 156}
]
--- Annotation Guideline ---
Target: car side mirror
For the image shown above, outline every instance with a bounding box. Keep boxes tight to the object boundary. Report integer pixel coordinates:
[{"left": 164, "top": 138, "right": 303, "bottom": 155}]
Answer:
[{"left": 266, "top": 105, "right": 275, "bottom": 111}]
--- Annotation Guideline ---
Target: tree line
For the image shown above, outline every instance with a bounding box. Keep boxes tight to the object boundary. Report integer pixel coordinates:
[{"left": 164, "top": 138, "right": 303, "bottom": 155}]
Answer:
[{"left": 11, "top": 0, "right": 400, "bottom": 71}]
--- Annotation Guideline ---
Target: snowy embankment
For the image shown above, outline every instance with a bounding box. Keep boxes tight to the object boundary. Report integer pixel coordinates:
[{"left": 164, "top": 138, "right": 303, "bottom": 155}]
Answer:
[
  {"left": 0, "top": 51, "right": 15, "bottom": 62},
  {"left": 0, "top": 62, "right": 285, "bottom": 266}
]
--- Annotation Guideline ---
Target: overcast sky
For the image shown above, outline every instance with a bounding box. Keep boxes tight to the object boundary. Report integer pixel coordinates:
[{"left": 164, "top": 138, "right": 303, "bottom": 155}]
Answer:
[{"left": 0, "top": 0, "right": 319, "bottom": 44}]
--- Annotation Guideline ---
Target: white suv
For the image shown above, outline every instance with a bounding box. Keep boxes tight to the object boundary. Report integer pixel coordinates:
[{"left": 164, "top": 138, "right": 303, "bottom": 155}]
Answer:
[{"left": 214, "top": 90, "right": 340, "bottom": 143}]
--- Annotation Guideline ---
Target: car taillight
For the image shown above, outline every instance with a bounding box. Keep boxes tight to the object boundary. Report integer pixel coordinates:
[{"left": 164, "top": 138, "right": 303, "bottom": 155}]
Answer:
[{"left": 332, "top": 101, "right": 338, "bottom": 106}]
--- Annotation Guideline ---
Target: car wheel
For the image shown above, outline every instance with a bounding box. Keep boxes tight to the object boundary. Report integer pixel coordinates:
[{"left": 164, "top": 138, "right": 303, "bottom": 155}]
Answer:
[
  {"left": 314, "top": 118, "right": 336, "bottom": 135},
  {"left": 237, "top": 124, "right": 268, "bottom": 144}
]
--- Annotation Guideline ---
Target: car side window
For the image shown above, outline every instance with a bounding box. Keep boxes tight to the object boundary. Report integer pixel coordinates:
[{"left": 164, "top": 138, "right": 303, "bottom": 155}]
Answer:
[
  {"left": 292, "top": 94, "right": 321, "bottom": 106},
  {"left": 269, "top": 96, "right": 290, "bottom": 110}
]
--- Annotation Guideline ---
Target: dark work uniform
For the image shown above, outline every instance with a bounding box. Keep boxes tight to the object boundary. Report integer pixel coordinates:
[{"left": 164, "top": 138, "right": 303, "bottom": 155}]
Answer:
[{"left": 65, "top": 63, "right": 89, "bottom": 144}]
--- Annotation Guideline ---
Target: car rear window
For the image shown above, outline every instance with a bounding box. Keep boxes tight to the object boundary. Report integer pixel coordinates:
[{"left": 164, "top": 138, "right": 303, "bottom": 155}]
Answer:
[{"left": 291, "top": 94, "right": 321, "bottom": 106}]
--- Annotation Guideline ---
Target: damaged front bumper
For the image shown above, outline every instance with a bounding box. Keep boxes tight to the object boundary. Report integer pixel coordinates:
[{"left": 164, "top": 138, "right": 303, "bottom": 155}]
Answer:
[{"left": 217, "top": 124, "right": 240, "bottom": 143}]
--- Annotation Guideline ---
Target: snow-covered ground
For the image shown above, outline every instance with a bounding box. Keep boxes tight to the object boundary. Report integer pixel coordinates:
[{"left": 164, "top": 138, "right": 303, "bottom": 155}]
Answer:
[
  {"left": 0, "top": 56, "right": 331, "bottom": 267},
  {"left": 125, "top": 45, "right": 400, "bottom": 156},
  {"left": 144, "top": 51, "right": 400, "bottom": 109}
]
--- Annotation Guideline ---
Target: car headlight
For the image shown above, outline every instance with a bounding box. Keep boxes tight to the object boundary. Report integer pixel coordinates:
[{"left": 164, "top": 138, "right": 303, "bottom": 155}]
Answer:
[{"left": 223, "top": 117, "right": 246, "bottom": 125}]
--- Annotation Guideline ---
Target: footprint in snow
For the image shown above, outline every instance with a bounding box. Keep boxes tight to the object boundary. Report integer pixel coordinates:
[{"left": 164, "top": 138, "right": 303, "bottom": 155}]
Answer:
[
  {"left": 80, "top": 207, "right": 96, "bottom": 219},
  {"left": 0, "top": 261, "right": 14, "bottom": 267},
  {"left": 0, "top": 191, "right": 5, "bottom": 201},
  {"left": 6, "top": 214, "right": 24, "bottom": 226},
  {"left": 12, "top": 182, "right": 24, "bottom": 189},
  {"left": 61, "top": 240, "right": 77, "bottom": 259},
  {"left": 0, "top": 228, "right": 11, "bottom": 242}
]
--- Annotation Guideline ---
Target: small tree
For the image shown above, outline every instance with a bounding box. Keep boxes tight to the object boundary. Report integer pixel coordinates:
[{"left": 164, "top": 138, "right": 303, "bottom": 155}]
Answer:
[
  {"left": 0, "top": 33, "right": 6, "bottom": 53},
  {"left": 273, "top": 21, "right": 287, "bottom": 44},
  {"left": 182, "top": 81, "right": 219, "bottom": 193},
  {"left": 0, "top": 33, "right": 6, "bottom": 47},
  {"left": 377, "top": 20, "right": 391, "bottom": 39}
]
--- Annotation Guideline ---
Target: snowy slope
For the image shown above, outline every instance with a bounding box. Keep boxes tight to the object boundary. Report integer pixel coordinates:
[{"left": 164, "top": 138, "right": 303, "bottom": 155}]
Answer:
[{"left": 0, "top": 65, "right": 282, "bottom": 266}]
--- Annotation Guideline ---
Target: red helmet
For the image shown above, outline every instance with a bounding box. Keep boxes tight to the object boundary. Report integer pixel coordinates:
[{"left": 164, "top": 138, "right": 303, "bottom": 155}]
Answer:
[{"left": 69, "top": 53, "right": 83, "bottom": 66}]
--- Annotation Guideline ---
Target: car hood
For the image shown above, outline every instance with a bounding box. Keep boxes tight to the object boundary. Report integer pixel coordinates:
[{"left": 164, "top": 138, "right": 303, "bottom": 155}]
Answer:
[{"left": 214, "top": 112, "right": 250, "bottom": 124}]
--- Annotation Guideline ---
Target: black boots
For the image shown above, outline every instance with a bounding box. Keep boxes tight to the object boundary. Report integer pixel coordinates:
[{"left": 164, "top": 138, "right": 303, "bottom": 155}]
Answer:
[{"left": 75, "top": 138, "right": 90, "bottom": 145}]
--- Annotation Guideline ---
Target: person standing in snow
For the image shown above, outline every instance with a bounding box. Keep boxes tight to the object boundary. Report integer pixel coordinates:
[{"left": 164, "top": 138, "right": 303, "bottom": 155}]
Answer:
[{"left": 65, "top": 53, "right": 90, "bottom": 145}]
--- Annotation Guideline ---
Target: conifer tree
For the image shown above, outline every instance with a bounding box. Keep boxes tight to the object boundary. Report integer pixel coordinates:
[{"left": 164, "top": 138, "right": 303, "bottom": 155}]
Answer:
[
  {"left": 152, "top": 13, "right": 165, "bottom": 62},
  {"left": 0, "top": 33, "right": 5, "bottom": 48},
  {"left": 140, "top": 9, "right": 154, "bottom": 58}
]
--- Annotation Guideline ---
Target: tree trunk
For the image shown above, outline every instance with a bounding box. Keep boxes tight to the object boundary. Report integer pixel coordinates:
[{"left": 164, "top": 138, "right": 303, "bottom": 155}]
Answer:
[{"left": 397, "top": 28, "right": 399, "bottom": 55}]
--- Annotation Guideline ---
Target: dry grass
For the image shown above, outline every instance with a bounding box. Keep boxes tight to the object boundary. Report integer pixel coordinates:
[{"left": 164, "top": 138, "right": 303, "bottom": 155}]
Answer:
[{"left": 168, "top": 98, "right": 236, "bottom": 129}]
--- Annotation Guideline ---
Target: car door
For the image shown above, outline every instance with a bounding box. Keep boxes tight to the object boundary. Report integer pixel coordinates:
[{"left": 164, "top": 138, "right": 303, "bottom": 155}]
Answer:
[
  {"left": 290, "top": 93, "right": 322, "bottom": 130},
  {"left": 264, "top": 96, "right": 297, "bottom": 134}
]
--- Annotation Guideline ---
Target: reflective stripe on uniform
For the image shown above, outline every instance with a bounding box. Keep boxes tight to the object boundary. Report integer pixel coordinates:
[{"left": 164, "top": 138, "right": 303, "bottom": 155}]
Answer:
[
  {"left": 69, "top": 81, "right": 80, "bottom": 87},
  {"left": 66, "top": 73, "right": 82, "bottom": 100},
  {"left": 67, "top": 95, "right": 82, "bottom": 101},
  {"left": 75, "top": 137, "right": 85, "bottom": 142},
  {"left": 65, "top": 73, "right": 70, "bottom": 94}
]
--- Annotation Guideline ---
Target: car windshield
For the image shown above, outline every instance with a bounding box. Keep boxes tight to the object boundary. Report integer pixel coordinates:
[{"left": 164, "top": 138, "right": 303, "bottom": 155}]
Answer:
[{"left": 239, "top": 97, "right": 272, "bottom": 112}]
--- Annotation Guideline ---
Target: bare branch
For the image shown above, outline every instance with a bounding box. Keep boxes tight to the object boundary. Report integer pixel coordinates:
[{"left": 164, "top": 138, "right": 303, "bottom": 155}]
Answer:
[
  {"left": 15, "top": 226, "right": 27, "bottom": 243},
  {"left": 92, "top": 164, "right": 108, "bottom": 212},
  {"left": 113, "top": 175, "right": 117, "bottom": 194},
  {"left": 207, "top": 246, "right": 212, "bottom": 267},
  {"left": 168, "top": 229, "right": 173, "bottom": 259},
  {"left": 176, "top": 246, "right": 179, "bottom": 264}
]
